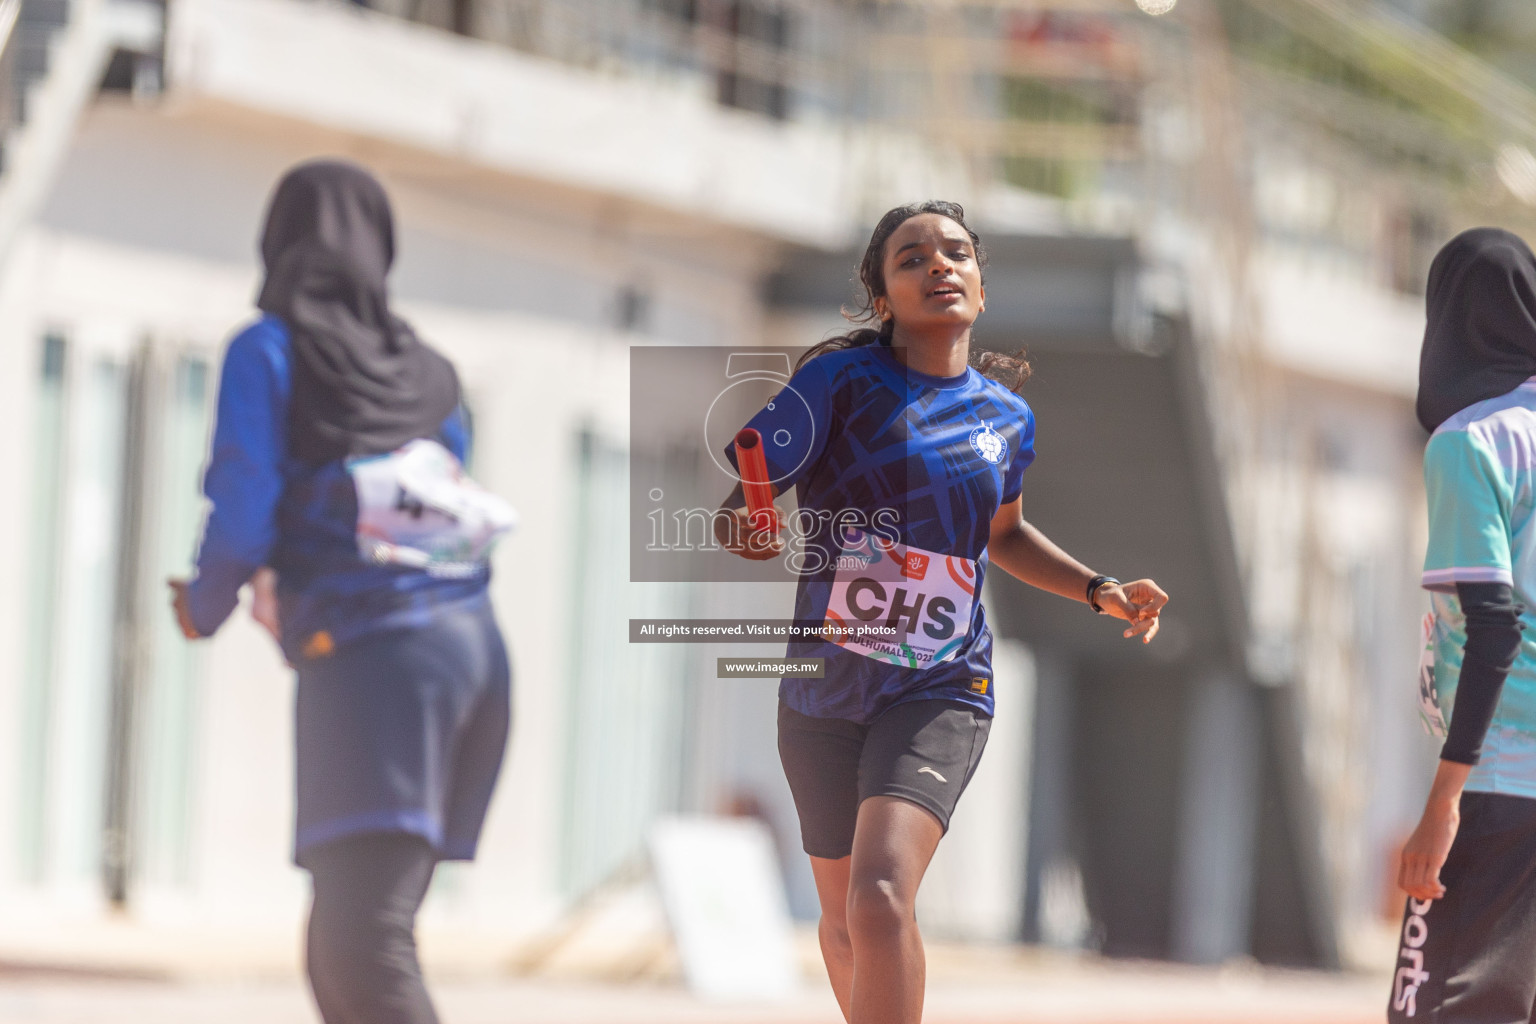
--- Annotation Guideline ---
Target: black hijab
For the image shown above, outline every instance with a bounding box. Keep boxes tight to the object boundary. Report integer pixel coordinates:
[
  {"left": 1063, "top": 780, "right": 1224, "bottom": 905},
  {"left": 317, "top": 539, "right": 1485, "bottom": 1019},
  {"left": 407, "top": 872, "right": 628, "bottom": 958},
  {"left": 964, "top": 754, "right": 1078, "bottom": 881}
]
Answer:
[
  {"left": 1417, "top": 227, "right": 1536, "bottom": 432},
  {"left": 256, "top": 160, "right": 459, "bottom": 464}
]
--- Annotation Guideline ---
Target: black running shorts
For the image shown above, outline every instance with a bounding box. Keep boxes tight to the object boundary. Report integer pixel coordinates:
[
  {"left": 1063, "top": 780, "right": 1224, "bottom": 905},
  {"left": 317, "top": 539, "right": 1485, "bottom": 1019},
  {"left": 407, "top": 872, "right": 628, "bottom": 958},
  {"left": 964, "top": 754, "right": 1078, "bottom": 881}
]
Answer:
[
  {"left": 1387, "top": 791, "right": 1536, "bottom": 1023},
  {"left": 777, "top": 698, "right": 991, "bottom": 860}
]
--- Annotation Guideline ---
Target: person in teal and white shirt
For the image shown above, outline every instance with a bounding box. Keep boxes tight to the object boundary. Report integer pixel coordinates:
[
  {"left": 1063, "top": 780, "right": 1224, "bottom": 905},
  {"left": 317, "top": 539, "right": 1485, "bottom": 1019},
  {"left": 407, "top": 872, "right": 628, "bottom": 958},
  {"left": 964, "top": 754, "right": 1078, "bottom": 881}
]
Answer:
[{"left": 1392, "top": 227, "right": 1536, "bottom": 1023}]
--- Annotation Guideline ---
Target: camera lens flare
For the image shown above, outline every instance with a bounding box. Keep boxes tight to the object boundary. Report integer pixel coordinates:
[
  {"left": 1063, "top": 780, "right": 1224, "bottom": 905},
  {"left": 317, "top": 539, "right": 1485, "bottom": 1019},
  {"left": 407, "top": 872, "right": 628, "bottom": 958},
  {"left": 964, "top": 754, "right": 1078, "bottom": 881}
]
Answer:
[{"left": 1136, "top": 0, "right": 1177, "bottom": 14}]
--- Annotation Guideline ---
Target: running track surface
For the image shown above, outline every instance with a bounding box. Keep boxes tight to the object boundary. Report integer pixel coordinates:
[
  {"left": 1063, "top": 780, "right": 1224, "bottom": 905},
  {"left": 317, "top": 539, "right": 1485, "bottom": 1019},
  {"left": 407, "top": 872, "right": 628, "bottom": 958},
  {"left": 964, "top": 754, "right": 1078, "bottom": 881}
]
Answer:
[{"left": 0, "top": 972, "right": 1388, "bottom": 1024}]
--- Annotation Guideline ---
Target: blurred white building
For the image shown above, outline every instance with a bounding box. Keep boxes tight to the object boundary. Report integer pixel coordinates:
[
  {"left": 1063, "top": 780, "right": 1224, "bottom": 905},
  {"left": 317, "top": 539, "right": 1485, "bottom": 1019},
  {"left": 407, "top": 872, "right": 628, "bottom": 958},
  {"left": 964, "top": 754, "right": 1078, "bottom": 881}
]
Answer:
[{"left": 0, "top": 0, "right": 821, "bottom": 966}]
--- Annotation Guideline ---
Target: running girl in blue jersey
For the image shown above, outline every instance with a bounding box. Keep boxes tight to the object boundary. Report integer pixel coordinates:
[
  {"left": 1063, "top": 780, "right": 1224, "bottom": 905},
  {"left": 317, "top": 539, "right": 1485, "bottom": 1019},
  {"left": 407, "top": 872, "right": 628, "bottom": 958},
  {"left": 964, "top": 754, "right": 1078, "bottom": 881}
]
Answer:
[
  {"left": 721, "top": 201, "right": 1167, "bottom": 1024},
  {"left": 169, "top": 161, "right": 515, "bottom": 1024}
]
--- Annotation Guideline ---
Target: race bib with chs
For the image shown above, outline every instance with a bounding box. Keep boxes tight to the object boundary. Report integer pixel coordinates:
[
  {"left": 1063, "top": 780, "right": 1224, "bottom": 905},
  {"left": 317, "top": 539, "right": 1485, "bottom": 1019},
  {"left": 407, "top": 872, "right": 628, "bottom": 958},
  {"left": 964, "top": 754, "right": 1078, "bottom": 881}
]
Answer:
[{"left": 822, "top": 530, "right": 978, "bottom": 669}]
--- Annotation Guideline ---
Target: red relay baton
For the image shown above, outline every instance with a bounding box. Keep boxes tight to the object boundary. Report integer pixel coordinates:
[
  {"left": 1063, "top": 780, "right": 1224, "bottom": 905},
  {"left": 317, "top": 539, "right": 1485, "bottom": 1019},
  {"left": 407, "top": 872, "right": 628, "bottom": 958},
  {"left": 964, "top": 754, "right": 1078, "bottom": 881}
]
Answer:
[{"left": 733, "top": 428, "right": 779, "bottom": 536}]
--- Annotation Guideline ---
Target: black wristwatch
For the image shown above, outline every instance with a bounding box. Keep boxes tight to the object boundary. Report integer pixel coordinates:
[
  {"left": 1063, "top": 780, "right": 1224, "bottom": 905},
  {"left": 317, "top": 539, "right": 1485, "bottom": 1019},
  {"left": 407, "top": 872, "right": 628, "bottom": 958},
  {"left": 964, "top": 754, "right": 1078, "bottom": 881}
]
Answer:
[{"left": 1087, "top": 574, "right": 1120, "bottom": 614}]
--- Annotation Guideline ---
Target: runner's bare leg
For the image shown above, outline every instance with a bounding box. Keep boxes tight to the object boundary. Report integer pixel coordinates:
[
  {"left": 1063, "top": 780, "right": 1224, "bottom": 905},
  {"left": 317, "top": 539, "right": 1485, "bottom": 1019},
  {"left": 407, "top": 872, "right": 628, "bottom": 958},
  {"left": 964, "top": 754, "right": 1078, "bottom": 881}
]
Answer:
[
  {"left": 846, "top": 795, "right": 944, "bottom": 1024},
  {"left": 809, "top": 855, "right": 855, "bottom": 1022}
]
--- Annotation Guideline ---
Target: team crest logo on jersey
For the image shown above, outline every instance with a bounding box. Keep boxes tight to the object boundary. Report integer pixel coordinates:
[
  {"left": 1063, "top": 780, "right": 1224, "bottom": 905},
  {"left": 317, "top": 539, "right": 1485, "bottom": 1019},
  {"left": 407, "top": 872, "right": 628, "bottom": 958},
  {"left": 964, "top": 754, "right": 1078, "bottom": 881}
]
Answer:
[{"left": 969, "top": 422, "right": 1007, "bottom": 465}]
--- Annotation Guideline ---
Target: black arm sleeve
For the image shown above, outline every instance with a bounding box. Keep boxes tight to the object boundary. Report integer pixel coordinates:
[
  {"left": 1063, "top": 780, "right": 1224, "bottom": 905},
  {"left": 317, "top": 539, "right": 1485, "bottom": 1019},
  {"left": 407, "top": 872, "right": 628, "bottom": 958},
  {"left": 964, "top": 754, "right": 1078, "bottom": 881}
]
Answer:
[{"left": 1441, "top": 581, "right": 1524, "bottom": 765}]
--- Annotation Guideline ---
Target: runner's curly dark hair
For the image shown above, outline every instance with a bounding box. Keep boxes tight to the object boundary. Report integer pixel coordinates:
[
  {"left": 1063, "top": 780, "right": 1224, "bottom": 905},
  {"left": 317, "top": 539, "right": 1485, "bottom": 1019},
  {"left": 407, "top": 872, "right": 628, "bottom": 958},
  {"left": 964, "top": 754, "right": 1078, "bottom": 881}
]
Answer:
[{"left": 797, "top": 200, "right": 1031, "bottom": 392}]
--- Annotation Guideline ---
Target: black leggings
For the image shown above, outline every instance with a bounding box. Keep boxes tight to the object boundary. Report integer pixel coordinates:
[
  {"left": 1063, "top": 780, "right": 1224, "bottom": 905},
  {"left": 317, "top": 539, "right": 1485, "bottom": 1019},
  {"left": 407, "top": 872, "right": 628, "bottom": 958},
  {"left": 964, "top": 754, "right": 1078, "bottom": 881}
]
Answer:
[{"left": 306, "top": 832, "right": 439, "bottom": 1024}]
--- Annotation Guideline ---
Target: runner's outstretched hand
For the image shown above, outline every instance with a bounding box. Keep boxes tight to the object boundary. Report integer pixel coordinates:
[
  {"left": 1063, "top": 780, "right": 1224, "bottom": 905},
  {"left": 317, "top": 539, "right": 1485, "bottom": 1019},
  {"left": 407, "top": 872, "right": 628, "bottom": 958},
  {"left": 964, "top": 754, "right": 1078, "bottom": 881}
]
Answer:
[{"left": 1093, "top": 579, "right": 1169, "bottom": 643}]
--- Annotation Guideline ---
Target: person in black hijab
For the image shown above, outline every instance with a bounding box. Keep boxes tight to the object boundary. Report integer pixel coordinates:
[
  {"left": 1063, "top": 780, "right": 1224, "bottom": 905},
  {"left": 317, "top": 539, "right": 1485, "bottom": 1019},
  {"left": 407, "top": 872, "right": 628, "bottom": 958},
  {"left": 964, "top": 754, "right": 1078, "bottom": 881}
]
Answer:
[
  {"left": 1392, "top": 227, "right": 1536, "bottom": 1023},
  {"left": 1417, "top": 226, "right": 1536, "bottom": 432},
  {"left": 172, "top": 160, "right": 514, "bottom": 1024},
  {"left": 257, "top": 160, "right": 460, "bottom": 463}
]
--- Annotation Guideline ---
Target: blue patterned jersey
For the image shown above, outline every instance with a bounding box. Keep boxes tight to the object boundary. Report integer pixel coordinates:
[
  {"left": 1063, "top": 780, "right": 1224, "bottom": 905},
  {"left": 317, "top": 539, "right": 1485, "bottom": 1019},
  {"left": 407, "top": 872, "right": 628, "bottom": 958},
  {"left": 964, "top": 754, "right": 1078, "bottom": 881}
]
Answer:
[
  {"left": 186, "top": 315, "right": 487, "bottom": 662},
  {"left": 727, "top": 340, "right": 1035, "bottom": 723}
]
